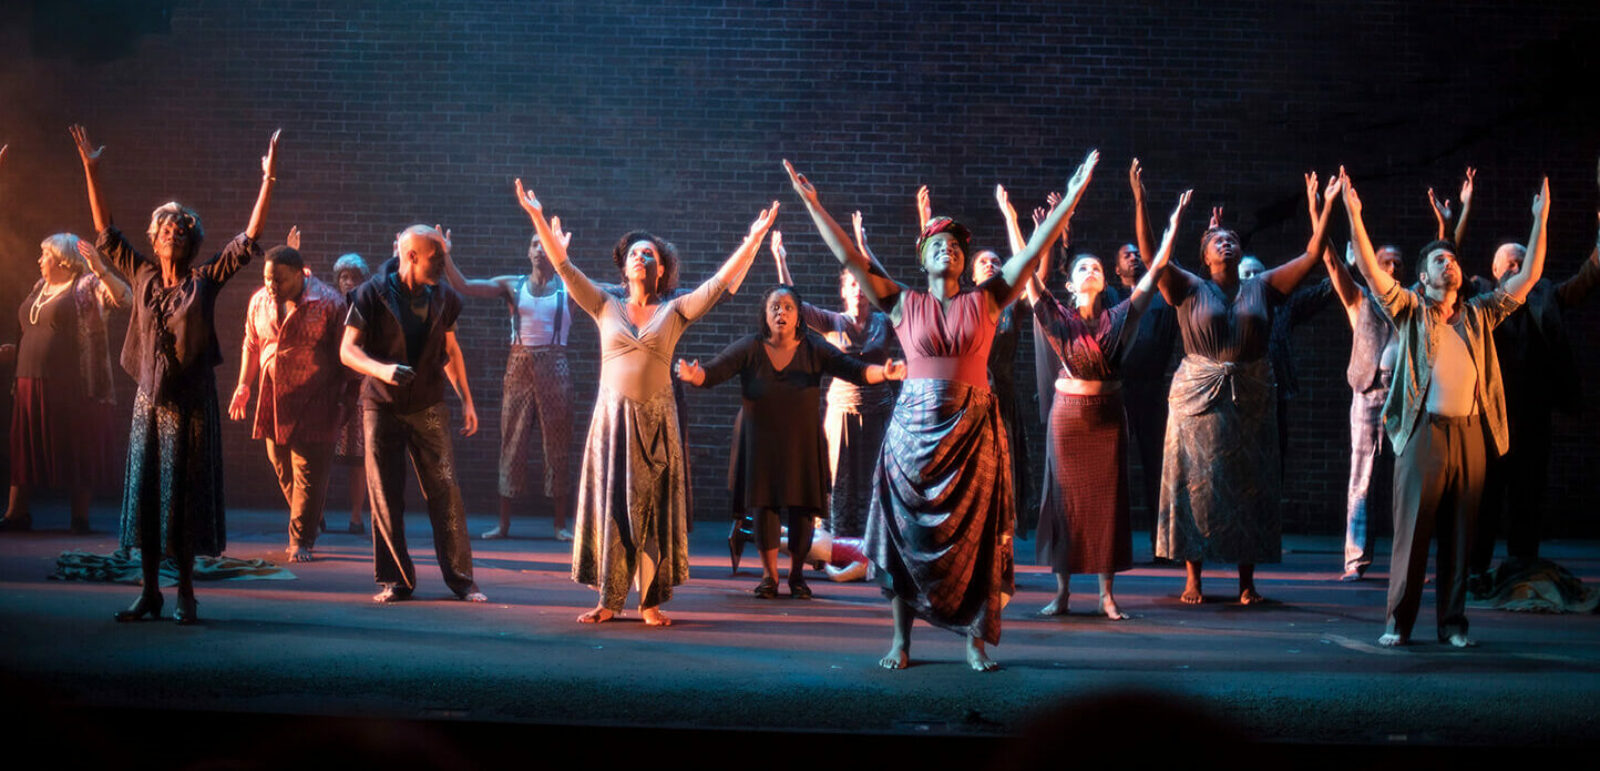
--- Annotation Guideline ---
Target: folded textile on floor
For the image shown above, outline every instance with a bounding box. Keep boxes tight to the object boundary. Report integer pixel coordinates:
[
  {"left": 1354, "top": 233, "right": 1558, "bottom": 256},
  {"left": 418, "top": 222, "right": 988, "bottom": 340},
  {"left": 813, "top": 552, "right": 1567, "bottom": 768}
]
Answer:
[
  {"left": 1467, "top": 558, "right": 1598, "bottom": 613},
  {"left": 49, "top": 549, "right": 297, "bottom": 585}
]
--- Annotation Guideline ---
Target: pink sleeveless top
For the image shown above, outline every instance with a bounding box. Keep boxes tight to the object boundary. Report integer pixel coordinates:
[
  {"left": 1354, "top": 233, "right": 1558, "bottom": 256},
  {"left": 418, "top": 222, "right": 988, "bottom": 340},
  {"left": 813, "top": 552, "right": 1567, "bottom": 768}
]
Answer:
[{"left": 894, "top": 286, "right": 997, "bottom": 390}]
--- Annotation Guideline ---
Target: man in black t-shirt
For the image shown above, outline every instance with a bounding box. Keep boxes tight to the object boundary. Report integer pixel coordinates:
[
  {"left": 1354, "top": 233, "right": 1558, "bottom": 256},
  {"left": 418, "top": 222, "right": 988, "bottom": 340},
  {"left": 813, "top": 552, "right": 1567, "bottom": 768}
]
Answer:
[{"left": 340, "top": 225, "right": 485, "bottom": 603}]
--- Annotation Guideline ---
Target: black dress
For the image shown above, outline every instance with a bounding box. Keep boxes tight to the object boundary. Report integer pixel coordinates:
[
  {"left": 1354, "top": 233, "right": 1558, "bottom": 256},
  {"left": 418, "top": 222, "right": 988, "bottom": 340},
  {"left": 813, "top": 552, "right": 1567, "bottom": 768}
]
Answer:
[{"left": 698, "top": 332, "right": 873, "bottom": 512}]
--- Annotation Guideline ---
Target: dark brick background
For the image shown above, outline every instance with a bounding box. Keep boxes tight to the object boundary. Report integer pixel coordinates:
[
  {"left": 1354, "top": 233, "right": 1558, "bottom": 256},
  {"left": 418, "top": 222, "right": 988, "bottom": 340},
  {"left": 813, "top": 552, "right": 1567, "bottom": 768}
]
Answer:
[{"left": 1, "top": 0, "right": 1596, "bottom": 539}]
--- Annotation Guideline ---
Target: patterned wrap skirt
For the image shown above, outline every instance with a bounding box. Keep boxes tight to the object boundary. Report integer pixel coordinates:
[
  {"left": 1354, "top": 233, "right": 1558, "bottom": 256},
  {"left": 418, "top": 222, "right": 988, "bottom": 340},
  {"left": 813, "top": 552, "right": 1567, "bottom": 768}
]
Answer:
[
  {"left": 119, "top": 380, "right": 227, "bottom": 559},
  {"left": 1156, "top": 355, "right": 1282, "bottom": 564},
  {"left": 823, "top": 387, "right": 894, "bottom": 538},
  {"left": 570, "top": 385, "right": 690, "bottom": 611},
  {"left": 1036, "top": 390, "right": 1132, "bottom": 575},
  {"left": 9, "top": 377, "right": 116, "bottom": 490},
  {"left": 498, "top": 345, "right": 575, "bottom": 499},
  {"left": 864, "top": 378, "right": 1015, "bottom": 645}
]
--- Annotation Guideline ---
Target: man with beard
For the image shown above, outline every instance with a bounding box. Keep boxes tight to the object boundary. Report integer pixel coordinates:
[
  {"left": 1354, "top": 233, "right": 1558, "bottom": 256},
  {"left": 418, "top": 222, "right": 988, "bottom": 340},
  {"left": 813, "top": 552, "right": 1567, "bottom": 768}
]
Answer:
[
  {"left": 340, "top": 225, "right": 485, "bottom": 603},
  {"left": 1342, "top": 172, "right": 1548, "bottom": 647}
]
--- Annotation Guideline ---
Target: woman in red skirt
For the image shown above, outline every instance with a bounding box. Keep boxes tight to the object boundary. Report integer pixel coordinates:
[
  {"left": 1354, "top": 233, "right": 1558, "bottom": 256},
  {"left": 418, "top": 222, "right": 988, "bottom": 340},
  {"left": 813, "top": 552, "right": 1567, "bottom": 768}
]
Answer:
[{"left": 2, "top": 233, "right": 130, "bottom": 533}]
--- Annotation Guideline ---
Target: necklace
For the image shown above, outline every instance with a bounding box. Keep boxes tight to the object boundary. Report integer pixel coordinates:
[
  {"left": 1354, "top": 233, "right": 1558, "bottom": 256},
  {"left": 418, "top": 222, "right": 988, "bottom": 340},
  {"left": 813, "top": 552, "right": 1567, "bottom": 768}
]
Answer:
[{"left": 28, "top": 281, "right": 72, "bottom": 326}]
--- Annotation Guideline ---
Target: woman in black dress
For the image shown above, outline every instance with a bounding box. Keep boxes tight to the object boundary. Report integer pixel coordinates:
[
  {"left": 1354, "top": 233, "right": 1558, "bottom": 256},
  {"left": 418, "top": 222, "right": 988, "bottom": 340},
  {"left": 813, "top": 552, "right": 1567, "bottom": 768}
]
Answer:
[
  {"left": 678, "top": 285, "right": 903, "bottom": 599},
  {"left": 71, "top": 124, "right": 280, "bottom": 625}
]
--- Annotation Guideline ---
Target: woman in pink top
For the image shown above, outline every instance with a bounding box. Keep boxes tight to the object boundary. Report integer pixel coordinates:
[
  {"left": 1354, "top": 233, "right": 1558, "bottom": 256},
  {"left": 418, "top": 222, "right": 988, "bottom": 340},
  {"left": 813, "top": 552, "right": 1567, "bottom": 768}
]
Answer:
[
  {"left": 515, "top": 179, "right": 778, "bottom": 627},
  {"left": 784, "top": 152, "right": 1097, "bottom": 671}
]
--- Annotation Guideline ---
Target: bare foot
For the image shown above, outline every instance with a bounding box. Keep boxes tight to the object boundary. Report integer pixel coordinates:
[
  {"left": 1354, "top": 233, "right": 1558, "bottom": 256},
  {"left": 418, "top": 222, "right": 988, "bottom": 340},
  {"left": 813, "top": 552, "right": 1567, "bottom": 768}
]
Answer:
[
  {"left": 286, "top": 546, "right": 312, "bottom": 563},
  {"left": 1037, "top": 595, "right": 1070, "bottom": 616},
  {"left": 1100, "top": 597, "right": 1128, "bottom": 620},
  {"left": 459, "top": 591, "right": 487, "bottom": 603},
  {"left": 879, "top": 646, "right": 909, "bottom": 670},
  {"left": 1445, "top": 633, "right": 1476, "bottom": 648},
  {"left": 1377, "top": 632, "right": 1406, "bottom": 647},
  {"left": 555, "top": 528, "right": 574, "bottom": 542},
  {"left": 1180, "top": 585, "right": 1204, "bottom": 605},
  {"left": 640, "top": 607, "right": 672, "bottom": 627},
  {"left": 577, "top": 607, "right": 614, "bottom": 624},
  {"left": 481, "top": 526, "right": 509, "bottom": 540},
  {"left": 966, "top": 639, "right": 1000, "bottom": 672},
  {"left": 1239, "top": 588, "right": 1264, "bottom": 605},
  {"left": 347, "top": 519, "right": 365, "bottom": 535}
]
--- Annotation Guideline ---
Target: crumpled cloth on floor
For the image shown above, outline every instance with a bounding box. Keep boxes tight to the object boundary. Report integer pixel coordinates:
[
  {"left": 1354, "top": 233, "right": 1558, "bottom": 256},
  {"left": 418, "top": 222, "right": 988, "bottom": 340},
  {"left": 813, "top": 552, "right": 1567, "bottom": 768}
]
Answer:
[
  {"left": 49, "top": 549, "right": 297, "bottom": 586},
  {"left": 1467, "top": 558, "right": 1598, "bottom": 613}
]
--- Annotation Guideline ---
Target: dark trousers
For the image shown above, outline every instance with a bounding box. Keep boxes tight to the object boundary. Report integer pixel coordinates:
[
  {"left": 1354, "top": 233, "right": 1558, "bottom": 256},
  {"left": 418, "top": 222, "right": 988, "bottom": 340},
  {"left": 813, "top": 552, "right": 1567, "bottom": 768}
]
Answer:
[
  {"left": 1389, "top": 413, "right": 1485, "bottom": 641},
  {"left": 365, "top": 403, "right": 477, "bottom": 597},
  {"left": 265, "top": 438, "right": 335, "bottom": 550},
  {"left": 1122, "top": 380, "right": 1168, "bottom": 552},
  {"left": 1472, "top": 404, "right": 1552, "bottom": 575},
  {"left": 754, "top": 507, "right": 817, "bottom": 559}
]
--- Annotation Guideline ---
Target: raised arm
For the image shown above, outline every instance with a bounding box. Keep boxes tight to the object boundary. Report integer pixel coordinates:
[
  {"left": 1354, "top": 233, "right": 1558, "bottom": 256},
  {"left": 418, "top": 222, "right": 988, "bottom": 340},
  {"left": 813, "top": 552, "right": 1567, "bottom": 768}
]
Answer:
[
  {"left": 515, "top": 179, "right": 608, "bottom": 315},
  {"left": 1127, "top": 190, "right": 1192, "bottom": 318},
  {"left": 69, "top": 125, "right": 111, "bottom": 234},
  {"left": 75, "top": 239, "right": 131, "bottom": 309},
  {"left": 1133, "top": 158, "right": 1200, "bottom": 304},
  {"left": 1261, "top": 171, "right": 1344, "bottom": 296},
  {"left": 1454, "top": 167, "right": 1475, "bottom": 248},
  {"left": 785, "top": 160, "right": 904, "bottom": 313},
  {"left": 441, "top": 245, "right": 515, "bottom": 301},
  {"left": 712, "top": 201, "right": 781, "bottom": 289},
  {"left": 244, "top": 130, "right": 281, "bottom": 242},
  {"left": 1500, "top": 177, "right": 1550, "bottom": 303},
  {"left": 1342, "top": 172, "right": 1398, "bottom": 299},
  {"left": 990, "top": 150, "right": 1100, "bottom": 310},
  {"left": 849, "top": 210, "right": 892, "bottom": 279},
  {"left": 1325, "top": 242, "right": 1365, "bottom": 327},
  {"left": 771, "top": 230, "right": 794, "bottom": 285},
  {"left": 916, "top": 185, "right": 932, "bottom": 230}
]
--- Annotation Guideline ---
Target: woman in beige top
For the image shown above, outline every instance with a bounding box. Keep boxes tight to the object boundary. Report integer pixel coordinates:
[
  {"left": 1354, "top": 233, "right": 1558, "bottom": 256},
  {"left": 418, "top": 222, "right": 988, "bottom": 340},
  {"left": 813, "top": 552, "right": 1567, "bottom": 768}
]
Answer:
[{"left": 515, "top": 179, "right": 778, "bottom": 626}]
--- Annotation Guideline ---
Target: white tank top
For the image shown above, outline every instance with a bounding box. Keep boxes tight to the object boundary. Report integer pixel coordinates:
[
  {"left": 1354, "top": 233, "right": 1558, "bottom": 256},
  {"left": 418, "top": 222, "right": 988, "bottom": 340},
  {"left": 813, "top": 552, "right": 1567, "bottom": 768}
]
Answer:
[{"left": 512, "top": 277, "right": 570, "bottom": 347}]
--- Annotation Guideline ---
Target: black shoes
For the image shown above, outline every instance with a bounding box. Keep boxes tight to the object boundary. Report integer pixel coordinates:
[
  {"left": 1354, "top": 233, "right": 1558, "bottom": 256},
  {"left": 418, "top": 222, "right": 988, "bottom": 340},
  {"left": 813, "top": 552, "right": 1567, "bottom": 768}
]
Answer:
[
  {"left": 174, "top": 593, "right": 199, "bottom": 626},
  {"left": 114, "top": 592, "right": 164, "bottom": 622}
]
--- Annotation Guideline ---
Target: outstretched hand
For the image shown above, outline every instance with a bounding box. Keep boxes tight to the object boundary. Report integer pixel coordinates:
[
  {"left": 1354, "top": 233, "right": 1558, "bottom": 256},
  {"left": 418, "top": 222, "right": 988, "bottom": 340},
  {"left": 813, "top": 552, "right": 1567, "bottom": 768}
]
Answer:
[
  {"left": 261, "top": 129, "right": 282, "bottom": 180},
  {"left": 1128, "top": 158, "right": 1145, "bottom": 200},
  {"left": 0, "top": 144, "right": 7, "bottom": 167},
  {"left": 1532, "top": 176, "right": 1550, "bottom": 219},
  {"left": 433, "top": 224, "right": 453, "bottom": 255},
  {"left": 514, "top": 178, "right": 544, "bottom": 219},
  {"left": 783, "top": 159, "right": 818, "bottom": 205},
  {"left": 994, "top": 184, "right": 1016, "bottom": 220},
  {"left": 1428, "top": 187, "right": 1453, "bottom": 224},
  {"left": 747, "top": 200, "right": 781, "bottom": 240},
  {"left": 287, "top": 225, "right": 301, "bottom": 251},
  {"left": 675, "top": 358, "right": 705, "bottom": 386},
  {"left": 1459, "top": 167, "right": 1476, "bottom": 208},
  {"left": 916, "top": 185, "right": 932, "bottom": 229},
  {"left": 69, "top": 124, "right": 103, "bottom": 168},
  {"left": 1209, "top": 205, "right": 1224, "bottom": 230},
  {"left": 1341, "top": 168, "right": 1363, "bottom": 216},
  {"left": 851, "top": 211, "right": 868, "bottom": 252},
  {"left": 1067, "top": 149, "right": 1099, "bottom": 194},
  {"left": 770, "top": 230, "right": 786, "bottom": 259},
  {"left": 549, "top": 215, "right": 572, "bottom": 248}
]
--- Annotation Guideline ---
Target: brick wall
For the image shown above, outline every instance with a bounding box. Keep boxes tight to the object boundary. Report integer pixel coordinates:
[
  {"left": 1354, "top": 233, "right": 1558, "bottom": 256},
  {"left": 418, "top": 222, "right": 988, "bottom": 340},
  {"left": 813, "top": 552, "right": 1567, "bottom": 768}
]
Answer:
[{"left": 1, "top": 0, "right": 1597, "bottom": 537}]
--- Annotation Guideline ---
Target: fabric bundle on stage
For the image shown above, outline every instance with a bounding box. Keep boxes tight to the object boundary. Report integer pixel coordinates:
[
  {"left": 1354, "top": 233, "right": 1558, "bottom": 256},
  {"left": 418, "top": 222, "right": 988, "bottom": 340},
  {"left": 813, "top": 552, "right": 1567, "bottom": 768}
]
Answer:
[
  {"left": 1467, "top": 559, "right": 1599, "bottom": 613},
  {"left": 50, "top": 550, "right": 297, "bottom": 585}
]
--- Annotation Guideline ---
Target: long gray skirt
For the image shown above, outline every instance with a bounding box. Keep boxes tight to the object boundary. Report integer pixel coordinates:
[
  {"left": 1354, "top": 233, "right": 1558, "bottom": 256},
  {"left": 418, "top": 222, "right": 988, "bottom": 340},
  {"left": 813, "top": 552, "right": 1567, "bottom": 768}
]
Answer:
[
  {"left": 1156, "top": 355, "right": 1282, "bottom": 564},
  {"left": 570, "top": 385, "right": 690, "bottom": 611},
  {"left": 119, "top": 384, "right": 226, "bottom": 559}
]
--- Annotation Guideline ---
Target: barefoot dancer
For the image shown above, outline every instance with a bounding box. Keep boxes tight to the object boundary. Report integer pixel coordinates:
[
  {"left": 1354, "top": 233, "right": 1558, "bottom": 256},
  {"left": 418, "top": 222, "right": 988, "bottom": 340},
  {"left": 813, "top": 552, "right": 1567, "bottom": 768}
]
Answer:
[
  {"left": 678, "top": 284, "right": 904, "bottom": 600},
  {"left": 1003, "top": 173, "right": 1190, "bottom": 619},
  {"left": 71, "top": 124, "right": 280, "bottom": 625},
  {"left": 1144, "top": 164, "right": 1341, "bottom": 605},
  {"left": 785, "top": 152, "right": 1096, "bottom": 671},
  {"left": 516, "top": 180, "right": 777, "bottom": 626},
  {"left": 442, "top": 231, "right": 577, "bottom": 543}
]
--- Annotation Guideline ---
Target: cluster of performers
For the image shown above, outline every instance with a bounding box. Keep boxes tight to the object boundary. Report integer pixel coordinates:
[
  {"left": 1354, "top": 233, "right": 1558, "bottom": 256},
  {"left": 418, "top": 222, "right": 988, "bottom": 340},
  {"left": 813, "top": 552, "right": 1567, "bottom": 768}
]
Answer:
[{"left": 1, "top": 127, "right": 1592, "bottom": 669}]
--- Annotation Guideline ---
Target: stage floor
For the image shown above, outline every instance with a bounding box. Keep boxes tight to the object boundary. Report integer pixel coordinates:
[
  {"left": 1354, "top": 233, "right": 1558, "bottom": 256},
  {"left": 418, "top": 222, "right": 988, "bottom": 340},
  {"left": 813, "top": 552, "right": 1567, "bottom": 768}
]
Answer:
[{"left": 2, "top": 501, "right": 1596, "bottom": 762}]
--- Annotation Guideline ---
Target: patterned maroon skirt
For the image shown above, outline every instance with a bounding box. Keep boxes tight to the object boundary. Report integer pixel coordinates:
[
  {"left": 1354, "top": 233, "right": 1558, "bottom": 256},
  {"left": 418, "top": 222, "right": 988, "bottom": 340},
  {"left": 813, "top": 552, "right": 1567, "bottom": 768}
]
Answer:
[
  {"left": 8, "top": 377, "right": 115, "bottom": 490},
  {"left": 1036, "top": 390, "right": 1132, "bottom": 575}
]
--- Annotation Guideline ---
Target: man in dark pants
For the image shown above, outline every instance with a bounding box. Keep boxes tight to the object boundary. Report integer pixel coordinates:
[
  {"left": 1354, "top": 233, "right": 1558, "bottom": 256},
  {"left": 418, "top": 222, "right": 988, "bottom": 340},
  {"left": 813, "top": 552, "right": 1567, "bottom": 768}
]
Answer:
[
  {"left": 340, "top": 225, "right": 485, "bottom": 603},
  {"left": 1343, "top": 173, "right": 1548, "bottom": 648},
  {"left": 1468, "top": 236, "right": 1600, "bottom": 590}
]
